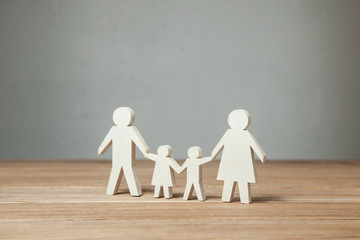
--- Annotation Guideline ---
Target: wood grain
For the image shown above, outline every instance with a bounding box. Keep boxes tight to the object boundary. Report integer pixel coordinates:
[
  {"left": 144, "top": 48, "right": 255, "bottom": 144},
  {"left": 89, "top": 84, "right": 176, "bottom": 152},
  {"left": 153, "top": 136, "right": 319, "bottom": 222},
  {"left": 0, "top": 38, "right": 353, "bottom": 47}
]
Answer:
[{"left": 0, "top": 160, "right": 359, "bottom": 239}]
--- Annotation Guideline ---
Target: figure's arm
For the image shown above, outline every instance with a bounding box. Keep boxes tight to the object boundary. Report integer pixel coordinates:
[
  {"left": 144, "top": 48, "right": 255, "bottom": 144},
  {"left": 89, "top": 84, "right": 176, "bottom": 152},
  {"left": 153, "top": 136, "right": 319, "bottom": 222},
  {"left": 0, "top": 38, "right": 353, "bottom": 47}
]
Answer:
[
  {"left": 211, "top": 130, "right": 228, "bottom": 159},
  {"left": 98, "top": 127, "right": 114, "bottom": 156},
  {"left": 130, "top": 126, "right": 150, "bottom": 155},
  {"left": 168, "top": 158, "right": 182, "bottom": 174},
  {"left": 178, "top": 159, "right": 188, "bottom": 173},
  {"left": 247, "top": 130, "right": 266, "bottom": 163},
  {"left": 145, "top": 153, "right": 158, "bottom": 162},
  {"left": 198, "top": 157, "right": 213, "bottom": 165}
]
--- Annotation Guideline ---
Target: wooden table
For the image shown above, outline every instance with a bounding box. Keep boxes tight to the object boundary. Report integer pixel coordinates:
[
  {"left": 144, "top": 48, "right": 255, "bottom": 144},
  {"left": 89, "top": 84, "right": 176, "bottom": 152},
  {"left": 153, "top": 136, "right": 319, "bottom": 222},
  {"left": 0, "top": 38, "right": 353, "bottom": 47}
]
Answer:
[{"left": 1, "top": 160, "right": 359, "bottom": 239}]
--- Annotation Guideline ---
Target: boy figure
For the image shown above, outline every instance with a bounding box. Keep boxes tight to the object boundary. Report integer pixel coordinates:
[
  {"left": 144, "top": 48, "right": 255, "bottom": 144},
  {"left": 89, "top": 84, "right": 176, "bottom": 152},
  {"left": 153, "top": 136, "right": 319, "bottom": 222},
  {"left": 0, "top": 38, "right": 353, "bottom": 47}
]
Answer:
[{"left": 179, "top": 146, "right": 213, "bottom": 201}]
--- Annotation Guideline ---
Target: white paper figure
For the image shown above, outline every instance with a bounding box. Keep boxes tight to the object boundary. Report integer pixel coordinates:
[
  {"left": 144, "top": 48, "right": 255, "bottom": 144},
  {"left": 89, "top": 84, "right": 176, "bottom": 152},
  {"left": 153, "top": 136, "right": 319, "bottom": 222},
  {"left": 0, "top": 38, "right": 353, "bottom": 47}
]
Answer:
[
  {"left": 145, "top": 145, "right": 181, "bottom": 199},
  {"left": 179, "top": 146, "right": 212, "bottom": 201},
  {"left": 98, "top": 107, "right": 150, "bottom": 196},
  {"left": 212, "top": 109, "right": 266, "bottom": 203}
]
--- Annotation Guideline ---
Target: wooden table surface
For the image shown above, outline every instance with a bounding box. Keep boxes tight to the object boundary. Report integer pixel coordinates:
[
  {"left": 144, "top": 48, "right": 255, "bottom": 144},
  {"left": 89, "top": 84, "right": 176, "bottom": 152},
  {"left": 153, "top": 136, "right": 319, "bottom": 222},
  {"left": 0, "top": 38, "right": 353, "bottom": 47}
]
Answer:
[{"left": 0, "top": 160, "right": 359, "bottom": 239}]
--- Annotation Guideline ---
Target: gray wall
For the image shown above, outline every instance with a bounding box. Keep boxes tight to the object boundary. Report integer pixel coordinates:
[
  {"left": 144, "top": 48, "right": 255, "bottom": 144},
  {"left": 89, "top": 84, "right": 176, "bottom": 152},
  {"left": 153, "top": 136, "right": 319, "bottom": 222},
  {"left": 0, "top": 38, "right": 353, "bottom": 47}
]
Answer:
[{"left": 0, "top": 0, "right": 359, "bottom": 159}]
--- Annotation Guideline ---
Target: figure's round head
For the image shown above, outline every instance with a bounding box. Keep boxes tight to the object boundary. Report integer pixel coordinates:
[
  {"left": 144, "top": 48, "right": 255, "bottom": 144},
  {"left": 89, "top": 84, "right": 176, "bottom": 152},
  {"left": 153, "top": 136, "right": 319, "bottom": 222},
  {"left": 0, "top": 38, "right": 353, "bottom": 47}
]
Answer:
[
  {"left": 113, "top": 107, "right": 135, "bottom": 126},
  {"left": 187, "top": 146, "right": 202, "bottom": 159},
  {"left": 228, "top": 109, "right": 251, "bottom": 130},
  {"left": 157, "top": 145, "right": 172, "bottom": 157}
]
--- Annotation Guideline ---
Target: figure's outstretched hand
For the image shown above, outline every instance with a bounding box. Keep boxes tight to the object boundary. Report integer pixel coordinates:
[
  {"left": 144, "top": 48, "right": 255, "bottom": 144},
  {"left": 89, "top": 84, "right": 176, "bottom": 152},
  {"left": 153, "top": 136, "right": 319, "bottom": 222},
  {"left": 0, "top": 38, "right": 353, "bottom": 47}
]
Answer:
[
  {"left": 261, "top": 154, "right": 267, "bottom": 163},
  {"left": 98, "top": 127, "right": 114, "bottom": 156},
  {"left": 98, "top": 148, "right": 103, "bottom": 156}
]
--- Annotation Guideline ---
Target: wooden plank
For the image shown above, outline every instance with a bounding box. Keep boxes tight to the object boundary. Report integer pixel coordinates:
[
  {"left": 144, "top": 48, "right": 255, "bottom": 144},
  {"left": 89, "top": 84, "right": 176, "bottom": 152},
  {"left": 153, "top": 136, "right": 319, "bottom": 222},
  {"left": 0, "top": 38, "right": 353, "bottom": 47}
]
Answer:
[{"left": 0, "top": 160, "right": 359, "bottom": 239}]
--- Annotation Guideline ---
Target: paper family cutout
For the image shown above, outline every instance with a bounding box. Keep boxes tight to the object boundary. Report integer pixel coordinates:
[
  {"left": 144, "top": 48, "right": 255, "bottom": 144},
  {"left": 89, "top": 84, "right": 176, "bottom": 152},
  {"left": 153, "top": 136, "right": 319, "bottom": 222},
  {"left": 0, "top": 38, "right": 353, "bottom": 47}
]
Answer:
[{"left": 98, "top": 107, "right": 266, "bottom": 203}]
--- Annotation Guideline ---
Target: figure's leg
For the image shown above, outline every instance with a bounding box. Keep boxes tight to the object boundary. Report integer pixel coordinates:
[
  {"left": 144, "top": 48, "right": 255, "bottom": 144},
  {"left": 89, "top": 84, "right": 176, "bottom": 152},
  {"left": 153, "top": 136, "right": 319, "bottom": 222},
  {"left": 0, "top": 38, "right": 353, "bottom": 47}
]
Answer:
[
  {"left": 183, "top": 183, "right": 194, "bottom": 200},
  {"left": 106, "top": 167, "right": 123, "bottom": 195},
  {"left": 193, "top": 183, "right": 206, "bottom": 201},
  {"left": 154, "top": 185, "right": 163, "bottom": 198},
  {"left": 163, "top": 186, "right": 173, "bottom": 199},
  {"left": 239, "top": 182, "right": 251, "bottom": 204},
  {"left": 222, "top": 181, "right": 236, "bottom": 202},
  {"left": 123, "top": 167, "right": 142, "bottom": 196}
]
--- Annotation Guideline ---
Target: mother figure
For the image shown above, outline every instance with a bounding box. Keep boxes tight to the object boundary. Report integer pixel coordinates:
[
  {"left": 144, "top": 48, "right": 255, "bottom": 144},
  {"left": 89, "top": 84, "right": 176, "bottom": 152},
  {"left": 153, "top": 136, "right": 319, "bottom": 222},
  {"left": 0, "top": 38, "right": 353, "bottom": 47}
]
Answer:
[{"left": 212, "top": 109, "right": 266, "bottom": 204}]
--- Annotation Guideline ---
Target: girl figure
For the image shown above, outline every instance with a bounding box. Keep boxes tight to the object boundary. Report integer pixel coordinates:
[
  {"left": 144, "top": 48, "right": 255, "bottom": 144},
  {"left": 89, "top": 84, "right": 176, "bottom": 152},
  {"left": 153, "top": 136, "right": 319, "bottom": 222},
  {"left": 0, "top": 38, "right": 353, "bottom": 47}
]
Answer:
[
  {"left": 145, "top": 145, "right": 181, "bottom": 199},
  {"left": 212, "top": 109, "right": 266, "bottom": 204}
]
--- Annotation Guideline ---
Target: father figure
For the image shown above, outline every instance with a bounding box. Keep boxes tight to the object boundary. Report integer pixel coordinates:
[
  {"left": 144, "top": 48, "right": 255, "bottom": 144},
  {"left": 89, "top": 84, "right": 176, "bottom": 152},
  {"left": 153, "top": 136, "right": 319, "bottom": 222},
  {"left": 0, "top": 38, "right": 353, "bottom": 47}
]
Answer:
[{"left": 98, "top": 107, "right": 150, "bottom": 196}]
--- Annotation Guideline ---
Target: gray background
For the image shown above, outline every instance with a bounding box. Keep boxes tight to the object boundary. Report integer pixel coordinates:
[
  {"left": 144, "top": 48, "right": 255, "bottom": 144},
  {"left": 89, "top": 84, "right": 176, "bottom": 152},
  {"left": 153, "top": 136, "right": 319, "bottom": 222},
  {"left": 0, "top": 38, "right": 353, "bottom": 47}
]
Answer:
[{"left": 0, "top": 0, "right": 359, "bottom": 160}]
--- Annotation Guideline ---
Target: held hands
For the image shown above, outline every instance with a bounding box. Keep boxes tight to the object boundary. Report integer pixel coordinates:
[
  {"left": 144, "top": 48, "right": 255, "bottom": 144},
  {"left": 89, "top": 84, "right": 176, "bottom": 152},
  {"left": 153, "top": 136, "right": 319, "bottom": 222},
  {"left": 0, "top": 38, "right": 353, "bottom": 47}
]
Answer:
[
  {"left": 143, "top": 148, "right": 151, "bottom": 158},
  {"left": 144, "top": 152, "right": 158, "bottom": 162},
  {"left": 143, "top": 148, "right": 150, "bottom": 155},
  {"left": 178, "top": 164, "right": 185, "bottom": 174}
]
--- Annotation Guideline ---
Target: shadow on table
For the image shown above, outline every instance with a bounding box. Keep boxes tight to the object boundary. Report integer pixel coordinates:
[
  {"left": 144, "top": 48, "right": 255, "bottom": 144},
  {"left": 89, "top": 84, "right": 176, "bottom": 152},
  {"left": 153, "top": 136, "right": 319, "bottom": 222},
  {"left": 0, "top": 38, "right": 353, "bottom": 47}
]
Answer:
[
  {"left": 205, "top": 195, "right": 285, "bottom": 202},
  {"left": 250, "top": 196, "right": 284, "bottom": 202}
]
